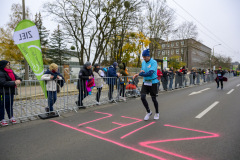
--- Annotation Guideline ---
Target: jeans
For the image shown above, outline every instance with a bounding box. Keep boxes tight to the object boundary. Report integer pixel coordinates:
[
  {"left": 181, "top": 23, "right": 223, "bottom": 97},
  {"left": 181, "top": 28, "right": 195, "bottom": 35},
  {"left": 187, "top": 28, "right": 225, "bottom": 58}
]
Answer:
[
  {"left": 108, "top": 84, "right": 115, "bottom": 100},
  {"left": 169, "top": 78, "right": 173, "bottom": 89},
  {"left": 0, "top": 94, "right": 14, "bottom": 120},
  {"left": 47, "top": 91, "right": 57, "bottom": 111},
  {"left": 78, "top": 89, "right": 89, "bottom": 106},
  {"left": 96, "top": 88, "right": 102, "bottom": 102}
]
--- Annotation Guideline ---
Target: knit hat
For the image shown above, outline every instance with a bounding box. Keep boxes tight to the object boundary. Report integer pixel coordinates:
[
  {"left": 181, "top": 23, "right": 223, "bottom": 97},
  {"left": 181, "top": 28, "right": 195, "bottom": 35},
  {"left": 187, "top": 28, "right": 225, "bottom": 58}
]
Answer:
[
  {"left": 94, "top": 63, "right": 100, "bottom": 68},
  {"left": 0, "top": 60, "right": 9, "bottom": 70},
  {"left": 142, "top": 49, "right": 150, "bottom": 57},
  {"left": 157, "top": 66, "right": 161, "bottom": 70},
  {"left": 103, "top": 68, "right": 107, "bottom": 72},
  {"left": 84, "top": 61, "right": 91, "bottom": 68},
  {"left": 113, "top": 62, "right": 118, "bottom": 68},
  {"left": 219, "top": 66, "right": 222, "bottom": 69}
]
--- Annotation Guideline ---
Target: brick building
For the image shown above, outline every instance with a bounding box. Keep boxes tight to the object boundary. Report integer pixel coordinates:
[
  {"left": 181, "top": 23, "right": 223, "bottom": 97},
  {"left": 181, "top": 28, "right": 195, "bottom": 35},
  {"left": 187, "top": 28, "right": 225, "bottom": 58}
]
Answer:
[{"left": 150, "top": 38, "right": 211, "bottom": 69}]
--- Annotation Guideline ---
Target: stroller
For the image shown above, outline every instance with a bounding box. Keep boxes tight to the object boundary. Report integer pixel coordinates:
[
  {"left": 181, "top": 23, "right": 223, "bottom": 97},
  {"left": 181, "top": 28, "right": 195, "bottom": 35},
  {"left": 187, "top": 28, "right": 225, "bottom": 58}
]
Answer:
[{"left": 125, "top": 77, "right": 141, "bottom": 98}]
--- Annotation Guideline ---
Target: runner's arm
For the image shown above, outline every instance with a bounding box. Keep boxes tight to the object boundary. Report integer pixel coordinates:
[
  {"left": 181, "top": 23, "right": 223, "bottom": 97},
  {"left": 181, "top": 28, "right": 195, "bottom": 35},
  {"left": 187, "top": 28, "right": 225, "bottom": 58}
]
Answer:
[{"left": 139, "top": 70, "right": 154, "bottom": 77}]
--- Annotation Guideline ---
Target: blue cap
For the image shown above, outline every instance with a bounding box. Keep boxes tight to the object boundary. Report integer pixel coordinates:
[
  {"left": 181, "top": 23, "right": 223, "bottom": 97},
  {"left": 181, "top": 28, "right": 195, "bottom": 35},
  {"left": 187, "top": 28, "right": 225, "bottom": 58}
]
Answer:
[
  {"left": 142, "top": 49, "right": 150, "bottom": 57},
  {"left": 103, "top": 68, "right": 107, "bottom": 72}
]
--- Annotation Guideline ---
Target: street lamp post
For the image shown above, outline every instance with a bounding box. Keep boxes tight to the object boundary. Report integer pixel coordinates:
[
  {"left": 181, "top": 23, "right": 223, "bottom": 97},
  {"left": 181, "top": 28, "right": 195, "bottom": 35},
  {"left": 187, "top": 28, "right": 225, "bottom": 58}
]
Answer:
[{"left": 210, "top": 44, "right": 221, "bottom": 69}]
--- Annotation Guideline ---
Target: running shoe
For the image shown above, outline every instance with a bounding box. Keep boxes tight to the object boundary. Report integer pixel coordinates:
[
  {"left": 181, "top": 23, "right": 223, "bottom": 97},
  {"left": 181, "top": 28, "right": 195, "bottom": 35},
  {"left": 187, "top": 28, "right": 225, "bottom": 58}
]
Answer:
[
  {"left": 1, "top": 120, "right": 8, "bottom": 126},
  {"left": 144, "top": 111, "right": 152, "bottom": 121},
  {"left": 154, "top": 113, "right": 160, "bottom": 120},
  {"left": 9, "top": 117, "right": 17, "bottom": 124}
]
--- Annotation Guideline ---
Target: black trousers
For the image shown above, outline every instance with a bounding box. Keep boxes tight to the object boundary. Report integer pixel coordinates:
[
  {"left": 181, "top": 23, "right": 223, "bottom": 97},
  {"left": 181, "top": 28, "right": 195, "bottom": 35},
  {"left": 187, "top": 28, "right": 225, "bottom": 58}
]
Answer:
[
  {"left": 78, "top": 89, "right": 88, "bottom": 106},
  {"left": 96, "top": 87, "right": 102, "bottom": 102},
  {"left": 120, "top": 84, "right": 126, "bottom": 97},
  {"left": 217, "top": 79, "right": 223, "bottom": 88}
]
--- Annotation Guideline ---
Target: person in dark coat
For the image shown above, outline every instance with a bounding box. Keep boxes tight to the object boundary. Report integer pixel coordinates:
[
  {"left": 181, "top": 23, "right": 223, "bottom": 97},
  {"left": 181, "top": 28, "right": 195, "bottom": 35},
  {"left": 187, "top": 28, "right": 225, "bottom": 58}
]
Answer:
[
  {"left": 168, "top": 67, "right": 174, "bottom": 91},
  {"left": 76, "top": 62, "right": 93, "bottom": 108},
  {"left": 216, "top": 66, "right": 225, "bottom": 90},
  {"left": 107, "top": 62, "right": 120, "bottom": 101},
  {"left": 161, "top": 68, "right": 168, "bottom": 91},
  {"left": 0, "top": 60, "right": 22, "bottom": 126}
]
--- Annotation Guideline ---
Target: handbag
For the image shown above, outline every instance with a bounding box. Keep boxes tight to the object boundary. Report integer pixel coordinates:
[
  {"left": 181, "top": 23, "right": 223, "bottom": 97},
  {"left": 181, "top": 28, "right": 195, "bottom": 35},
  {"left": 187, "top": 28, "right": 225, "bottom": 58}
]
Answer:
[
  {"left": 87, "top": 79, "right": 94, "bottom": 88},
  {"left": 57, "top": 84, "right": 60, "bottom": 93}
]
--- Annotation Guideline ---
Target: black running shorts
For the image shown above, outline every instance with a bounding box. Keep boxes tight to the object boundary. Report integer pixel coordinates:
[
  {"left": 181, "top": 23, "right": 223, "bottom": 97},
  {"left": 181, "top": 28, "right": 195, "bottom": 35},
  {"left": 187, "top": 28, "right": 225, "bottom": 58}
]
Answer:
[{"left": 141, "top": 83, "right": 158, "bottom": 97}]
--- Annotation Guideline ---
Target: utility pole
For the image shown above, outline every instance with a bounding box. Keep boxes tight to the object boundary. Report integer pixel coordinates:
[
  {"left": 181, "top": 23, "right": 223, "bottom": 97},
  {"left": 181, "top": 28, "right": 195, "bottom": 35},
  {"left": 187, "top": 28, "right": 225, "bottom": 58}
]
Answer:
[{"left": 22, "top": 0, "right": 29, "bottom": 81}]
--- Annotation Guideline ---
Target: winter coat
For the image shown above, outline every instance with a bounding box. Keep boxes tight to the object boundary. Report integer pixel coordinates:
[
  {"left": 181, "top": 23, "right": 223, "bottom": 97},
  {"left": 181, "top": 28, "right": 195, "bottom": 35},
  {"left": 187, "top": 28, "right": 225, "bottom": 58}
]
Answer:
[
  {"left": 107, "top": 65, "right": 118, "bottom": 85},
  {"left": 119, "top": 63, "right": 128, "bottom": 84},
  {"left": 169, "top": 69, "right": 174, "bottom": 79},
  {"left": 93, "top": 70, "right": 104, "bottom": 88},
  {"left": 77, "top": 64, "right": 94, "bottom": 91},
  {"left": 161, "top": 71, "right": 168, "bottom": 82},
  {"left": 41, "top": 70, "right": 63, "bottom": 91},
  {"left": 157, "top": 69, "right": 162, "bottom": 80},
  {"left": 0, "top": 69, "right": 21, "bottom": 95}
]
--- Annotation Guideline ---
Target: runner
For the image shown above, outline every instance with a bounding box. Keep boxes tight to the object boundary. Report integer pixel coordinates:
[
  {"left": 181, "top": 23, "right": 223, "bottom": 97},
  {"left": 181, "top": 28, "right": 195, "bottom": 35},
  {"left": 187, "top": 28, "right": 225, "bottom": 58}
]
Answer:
[
  {"left": 216, "top": 66, "right": 225, "bottom": 90},
  {"left": 133, "top": 49, "right": 159, "bottom": 120}
]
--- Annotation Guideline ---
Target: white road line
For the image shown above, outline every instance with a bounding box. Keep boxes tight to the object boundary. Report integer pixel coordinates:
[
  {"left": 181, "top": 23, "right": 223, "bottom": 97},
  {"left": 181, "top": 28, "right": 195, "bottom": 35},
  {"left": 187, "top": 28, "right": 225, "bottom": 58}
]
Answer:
[
  {"left": 237, "top": 84, "right": 240, "bottom": 87},
  {"left": 227, "top": 89, "right": 234, "bottom": 94},
  {"left": 195, "top": 101, "right": 219, "bottom": 119},
  {"left": 189, "top": 88, "right": 211, "bottom": 96}
]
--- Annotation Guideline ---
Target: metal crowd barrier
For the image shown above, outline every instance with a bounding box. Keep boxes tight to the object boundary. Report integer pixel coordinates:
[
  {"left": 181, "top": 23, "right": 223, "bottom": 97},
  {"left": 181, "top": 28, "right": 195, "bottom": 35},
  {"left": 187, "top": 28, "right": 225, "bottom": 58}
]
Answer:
[{"left": 0, "top": 72, "right": 235, "bottom": 126}]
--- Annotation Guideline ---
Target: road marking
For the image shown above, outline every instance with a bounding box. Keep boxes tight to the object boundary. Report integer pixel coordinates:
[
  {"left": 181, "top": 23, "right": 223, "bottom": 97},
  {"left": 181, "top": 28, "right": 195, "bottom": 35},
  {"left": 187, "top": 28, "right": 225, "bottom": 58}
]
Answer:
[
  {"left": 237, "top": 84, "right": 240, "bottom": 87},
  {"left": 227, "top": 89, "right": 234, "bottom": 94},
  {"left": 195, "top": 101, "right": 219, "bottom": 119},
  {"left": 189, "top": 88, "right": 211, "bottom": 96}
]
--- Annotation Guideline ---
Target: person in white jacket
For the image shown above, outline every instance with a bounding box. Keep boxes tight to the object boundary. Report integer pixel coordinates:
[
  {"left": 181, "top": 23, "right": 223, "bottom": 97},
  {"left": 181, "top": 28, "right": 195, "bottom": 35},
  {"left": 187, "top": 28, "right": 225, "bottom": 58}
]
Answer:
[
  {"left": 93, "top": 64, "right": 105, "bottom": 105},
  {"left": 41, "top": 63, "right": 62, "bottom": 115}
]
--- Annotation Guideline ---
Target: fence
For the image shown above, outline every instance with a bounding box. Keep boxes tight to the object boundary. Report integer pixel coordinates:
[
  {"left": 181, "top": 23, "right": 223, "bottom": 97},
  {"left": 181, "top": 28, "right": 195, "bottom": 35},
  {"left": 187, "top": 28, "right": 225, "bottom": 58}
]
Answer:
[
  {"left": 10, "top": 64, "right": 141, "bottom": 80},
  {"left": 0, "top": 72, "right": 234, "bottom": 126}
]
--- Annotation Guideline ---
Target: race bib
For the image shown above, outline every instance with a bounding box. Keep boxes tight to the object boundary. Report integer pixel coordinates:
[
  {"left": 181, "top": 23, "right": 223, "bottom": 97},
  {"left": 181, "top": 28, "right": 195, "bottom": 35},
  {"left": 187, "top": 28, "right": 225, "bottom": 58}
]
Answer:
[
  {"left": 218, "top": 74, "right": 221, "bottom": 76},
  {"left": 144, "top": 80, "right": 152, "bottom": 86}
]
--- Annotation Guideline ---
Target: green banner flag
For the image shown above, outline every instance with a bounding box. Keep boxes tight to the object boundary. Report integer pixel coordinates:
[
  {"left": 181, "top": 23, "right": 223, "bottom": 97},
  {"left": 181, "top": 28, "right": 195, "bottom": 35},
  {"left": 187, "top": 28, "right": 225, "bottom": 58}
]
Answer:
[{"left": 13, "top": 20, "right": 47, "bottom": 98}]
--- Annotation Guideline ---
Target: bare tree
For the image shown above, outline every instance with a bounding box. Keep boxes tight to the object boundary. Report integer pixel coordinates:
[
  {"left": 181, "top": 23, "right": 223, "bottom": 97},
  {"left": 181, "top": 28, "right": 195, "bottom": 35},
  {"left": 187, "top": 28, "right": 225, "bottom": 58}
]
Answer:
[
  {"left": 146, "top": 0, "right": 176, "bottom": 58},
  {"left": 172, "top": 21, "right": 198, "bottom": 40}
]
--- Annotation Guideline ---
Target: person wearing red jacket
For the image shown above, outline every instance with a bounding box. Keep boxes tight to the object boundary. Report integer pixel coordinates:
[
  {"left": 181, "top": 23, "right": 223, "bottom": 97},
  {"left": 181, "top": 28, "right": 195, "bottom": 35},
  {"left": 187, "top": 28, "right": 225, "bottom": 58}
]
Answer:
[{"left": 157, "top": 66, "right": 162, "bottom": 92}]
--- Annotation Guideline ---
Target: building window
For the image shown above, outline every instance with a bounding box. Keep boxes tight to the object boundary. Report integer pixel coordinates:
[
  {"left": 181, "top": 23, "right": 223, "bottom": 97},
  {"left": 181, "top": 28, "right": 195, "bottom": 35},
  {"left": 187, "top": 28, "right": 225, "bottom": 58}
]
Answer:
[
  {"left": 167, "top": 50, "right": 170, "bottom": 55},
  {"left": 171, "top": 43, "right": 174, "bottom": 47},
  {"left": 176, "top": 49, "right": 179, "bottom": 54},
  {"left": 162, "top": 50, "right": 165, "bottom": 55},
  {"left": 171, "top": 50, "right": 174, "bottom": 55},
  {"left": 162, "top": 44, "right": 165, "bottom": 48},
  {"left": 176, "top": 42, "right": 179, "bottom": 46},
  {"left": 167, "top": 43, "right": 170, "bottom": 47},
  {"left": 158, "top": 50, "right": 161, "bottom": 56},
  {"left": 181, "top": 41, "right": 184, "bottom": 45},
  {"left": 181, "top": 49, "right": 184, "bottom": 54}
]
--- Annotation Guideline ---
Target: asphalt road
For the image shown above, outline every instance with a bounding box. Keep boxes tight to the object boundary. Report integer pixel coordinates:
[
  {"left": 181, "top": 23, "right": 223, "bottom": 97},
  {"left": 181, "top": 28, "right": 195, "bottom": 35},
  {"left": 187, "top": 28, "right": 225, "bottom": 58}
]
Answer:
[{"left": 1, "top": 77, "right": 240, "bottom": 160}]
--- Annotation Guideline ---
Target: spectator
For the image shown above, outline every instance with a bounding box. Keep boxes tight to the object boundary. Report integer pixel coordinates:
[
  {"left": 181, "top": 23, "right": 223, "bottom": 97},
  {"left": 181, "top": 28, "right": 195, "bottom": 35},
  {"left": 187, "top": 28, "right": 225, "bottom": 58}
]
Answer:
[
  {"left": 202, "top": 68, "right": 206, "bottom": 83},
  {"left": 180, "top": 66, "right": 187, "bottom": 87},
  {"left": 41, "top": 63, "right": 64, "bottom": 115},
  {"left": 161, "top": 68, "right": 168, "bottom": 91},
  {"left": 0, "top": 60, "right": 22, "bottom": 126},
  {"left": 107, "top": 62, "right": 120, "bottom": 101},
  {"left": 93, "top": 63, "right": 104, "bottom": 105},
  {"left": 169, "top": 67, "right": 174, "bottom": 91},
  {"left": 119, "top": 63, "right": 128, "bottom": 101},
  {"left": 76, "top": 62, "right": 93, "bottom": 108},
  {"left": 157, "top": 66, "right": 162, "bottom": 92}
]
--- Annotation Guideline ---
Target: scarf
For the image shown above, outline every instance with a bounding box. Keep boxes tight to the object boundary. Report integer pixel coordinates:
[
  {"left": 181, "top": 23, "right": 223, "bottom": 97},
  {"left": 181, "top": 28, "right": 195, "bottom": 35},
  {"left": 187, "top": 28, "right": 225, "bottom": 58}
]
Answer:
[{"left": 4, "top": 68, "right": 15, "bottom": 81}]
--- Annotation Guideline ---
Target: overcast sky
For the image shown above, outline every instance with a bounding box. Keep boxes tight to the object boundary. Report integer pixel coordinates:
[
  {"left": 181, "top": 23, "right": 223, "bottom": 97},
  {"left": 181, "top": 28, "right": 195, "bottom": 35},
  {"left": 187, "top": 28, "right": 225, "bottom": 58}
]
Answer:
[{"left": 0, "top": 0, "right": 240, "bottom": 62}]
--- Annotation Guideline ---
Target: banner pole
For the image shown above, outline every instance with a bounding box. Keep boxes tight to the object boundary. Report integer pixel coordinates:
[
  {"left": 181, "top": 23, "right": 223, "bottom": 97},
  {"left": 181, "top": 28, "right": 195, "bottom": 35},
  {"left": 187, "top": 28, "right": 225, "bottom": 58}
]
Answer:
[{"left": 22, "top": 0, "right": 29, "bottom": 81}]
